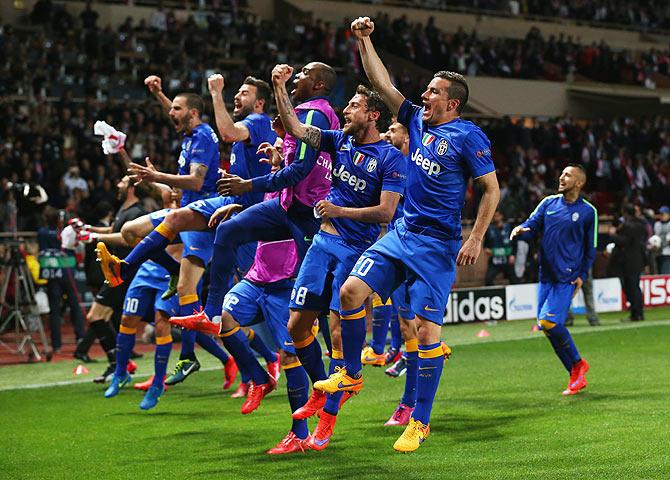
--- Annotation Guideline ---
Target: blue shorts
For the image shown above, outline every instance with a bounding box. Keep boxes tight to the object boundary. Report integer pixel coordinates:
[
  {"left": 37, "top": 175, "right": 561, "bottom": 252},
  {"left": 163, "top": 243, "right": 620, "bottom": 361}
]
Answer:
[
  {"left": 289, "top": 231, "right": 364, "bottom": 313},
  {"left": 187, "top": 195, "right": 235, "bottom": 220},
  {"left": 149, "top": 208, "right": 171, "bottom": 228},
  {"left": 391, "top": 282, "right": 415, "bottom": 320},
  {"left": 537, "top": 282, "right": 575, "bottom": 326},
  {"left": 123, "top": 261, "right": 179, "bottom": 319},
  {"left": 349, "top": 221, "right": 459, "bottom": 325},
  {"left": 222, "top": 279, "right": 295, "bottom": 354}
]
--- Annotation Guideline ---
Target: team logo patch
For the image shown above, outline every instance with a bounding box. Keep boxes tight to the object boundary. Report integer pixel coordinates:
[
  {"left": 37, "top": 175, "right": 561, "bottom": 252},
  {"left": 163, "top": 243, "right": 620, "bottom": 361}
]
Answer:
[
  {"left": 422, "top": 133, "right": 436, "bottom": 146},
  {"left": 366, "top": 158, "right": 377, "bottom": 173},
  {"left": 572, "top": 212, "right": 580, "bottom": 222},
  {"left": 437, "top": 139, "right": 449, "bottom": 156},
  {"left": 353, "top": 152, "right": 365, "bottom": 166}
]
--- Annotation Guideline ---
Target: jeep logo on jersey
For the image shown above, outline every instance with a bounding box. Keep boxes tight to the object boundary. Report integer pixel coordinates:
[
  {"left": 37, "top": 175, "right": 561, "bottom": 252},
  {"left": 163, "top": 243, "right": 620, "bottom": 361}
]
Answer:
[
  {"left": 422, "top": 133, "right": 436, "bottom": 146},
  {"left": 332, "top": 164, "right": 367, "bottom": 191},
  {"left": 185, "top": 140, "right": 192, "bottom": 151},
  {"left": 366, "top": 158, "right": 377, "bottom": 173},
  {"left": 411, "top": 148, "right": 441, "bottom": 176},
  {"left": 437, "top": 139, "right": 449, "bottom": 156},
  {"left": 572, "top": 212, "right": 580, "bottom": 222},
  {"left": 353, "top": 152, "right": 365, "bottom": 166}
]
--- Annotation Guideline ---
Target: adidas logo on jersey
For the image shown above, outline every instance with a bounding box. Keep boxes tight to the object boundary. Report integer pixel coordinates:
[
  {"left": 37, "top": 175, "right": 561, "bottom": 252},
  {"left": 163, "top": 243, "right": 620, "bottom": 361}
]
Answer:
[
  {"left": 332, "top": 164, "right": 367, "bottom": 192},
  {"left": 411, "top": 148, "right": 441, "bottom": 176}
]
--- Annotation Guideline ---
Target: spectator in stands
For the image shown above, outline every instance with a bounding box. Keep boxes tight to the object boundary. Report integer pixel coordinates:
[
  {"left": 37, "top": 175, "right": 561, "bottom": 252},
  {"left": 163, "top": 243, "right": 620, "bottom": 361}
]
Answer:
[
  {"left": 608, "top": 204, "right": 647, "bottom": 322},
  {"left": 654, "top": 205, "right": 670, "bottom": 273},
  {"left": 484, "top": 210, "right": 517, "bottom": 285}
]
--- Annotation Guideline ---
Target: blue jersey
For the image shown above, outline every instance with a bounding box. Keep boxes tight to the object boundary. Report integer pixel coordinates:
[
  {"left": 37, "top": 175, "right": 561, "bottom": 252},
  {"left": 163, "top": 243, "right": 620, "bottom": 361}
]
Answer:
[
  {"left": 320, "top": 130, "right": 405, "bottom": 247},
  {"left": 178, "top": 123, "right": 220, "bottom": 207},
  {"left": 521, "top": 194, "right": 598, "bottom": 283},
  {"left": 397, "top": 99, "right": 495, "bottom": 239},
  {"left": 230, "top": 113, "right": 276, "bottom": 206},
  {"left": 388, "top": 154, "right": 408, "bottom": 231}
]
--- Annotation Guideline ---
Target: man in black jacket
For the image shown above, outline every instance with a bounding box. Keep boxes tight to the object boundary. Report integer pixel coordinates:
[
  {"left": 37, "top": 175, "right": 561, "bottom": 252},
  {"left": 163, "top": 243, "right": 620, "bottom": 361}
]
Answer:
[{"left": 608, "top": 204, "right": 647, "bottom": 321}]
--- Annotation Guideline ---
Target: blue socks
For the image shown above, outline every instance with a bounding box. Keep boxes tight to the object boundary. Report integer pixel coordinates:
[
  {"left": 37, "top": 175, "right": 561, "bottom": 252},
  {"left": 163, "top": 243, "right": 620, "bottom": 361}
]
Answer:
[
  {"left": 371, "top": 305, "right": 392, "bottom": 355},
  {"left": 114, "top": 325, "right": 136, "bottom": 377},
  {"left": 294, "top": 335, "right": 327, "bottom": 384},
  {"left": 412, "top": 342, "right": 444, "bottom": 424},
  {"left": 401, "top": 339, "right": 419, "bottom": 407},
  {"left": 284, "top": 363, "right": 310, "bottom": 439},
  {"left": 153, "top": 335, "right": 172, "bottom": 388},
  {"left": 247, "top": 329, "right": 277, "bottom": 364},
  {"left": 390, "top": 318, "right": 402, "bottom": 351},
  {"left": 323, "top": 352, "right": 345, "bottom": 415},
  {"left": 195, "top": 332, "right": 229, "bottom": 364},
  {"left": 541, "top": 321, "right": 581, "bottom": 372},
  {"left": 122, "top": 223, "right": 176, "bottom": 280},
  {"left": 340, "top": 306, "right": 367, "bottom": 377},
  {"left": 178, "top": 294, "right": 200, "bottom": 359},
  {"left": 221, "top": 327, "right": 268, "bottom": 385}
]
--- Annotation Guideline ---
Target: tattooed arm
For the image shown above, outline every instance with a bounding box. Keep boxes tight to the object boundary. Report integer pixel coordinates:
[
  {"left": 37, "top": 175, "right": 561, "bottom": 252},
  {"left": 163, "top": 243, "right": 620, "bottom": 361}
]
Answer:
[{"left": 272, "top": 64, "right": 322, "bottom": 150}]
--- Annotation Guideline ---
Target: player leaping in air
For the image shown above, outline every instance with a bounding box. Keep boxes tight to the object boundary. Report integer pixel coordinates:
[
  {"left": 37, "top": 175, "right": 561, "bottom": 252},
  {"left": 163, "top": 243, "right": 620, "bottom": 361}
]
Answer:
[
  {"left": 96, "top": 75, "right": 276, "bottom": 385},
  {"left": 318, "top": 16, "right": 500, "bottom": 453}
]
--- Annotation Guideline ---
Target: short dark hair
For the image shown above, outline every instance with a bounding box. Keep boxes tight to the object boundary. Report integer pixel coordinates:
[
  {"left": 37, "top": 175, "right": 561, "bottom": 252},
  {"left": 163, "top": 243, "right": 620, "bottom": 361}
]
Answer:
[
  {"left": 175, "top": 93, "right": 205, "bottom": 116},
  {"left": 356, "top": 84, "right": 392, "bottom": 133},
  {"left": 434, "top": 71, "right": 469, "bottom": 113},
  {"left": 567, "top": 163, "right": 587, "bottom": 182},
  {"left": 243, "top": 76, "right": 272, "bottom": 112},
  {"left": 622, "top": 204, "right": 636, "bottom": 217},
  {"left": 311, "top": 63, "right": 337, "bottom": 94}
]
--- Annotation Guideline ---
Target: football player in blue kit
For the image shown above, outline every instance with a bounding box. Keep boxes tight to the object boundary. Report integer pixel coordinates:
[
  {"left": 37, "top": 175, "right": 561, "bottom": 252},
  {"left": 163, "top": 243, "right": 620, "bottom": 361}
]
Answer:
[
  {"left": 103, "top": 255, "right": 180, "bottom": 410},
  {"left": 97, "top": 74, "right": 276, "bottom": 384},
  {"left": 510, "top": 164, "right": 597, "bottom": 397},
  {"left": 269, "top": 64, "right": 406, "bottom": 451},
  {"left": 323, "top": 17, "right": 500, "bottom": 452}
]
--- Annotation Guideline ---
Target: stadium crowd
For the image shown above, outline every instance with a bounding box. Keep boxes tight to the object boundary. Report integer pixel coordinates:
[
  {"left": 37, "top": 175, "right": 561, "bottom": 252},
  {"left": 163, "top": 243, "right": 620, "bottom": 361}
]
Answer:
[
  {"left": 1, "top": 2, "right": 670, "bottom": 234},
  {"left": 357, "top": 0, "right": 670, "bottom": 31}
]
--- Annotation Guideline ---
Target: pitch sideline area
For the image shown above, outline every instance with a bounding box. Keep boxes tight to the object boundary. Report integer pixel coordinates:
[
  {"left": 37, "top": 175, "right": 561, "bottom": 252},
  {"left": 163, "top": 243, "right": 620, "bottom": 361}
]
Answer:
[{"left": 1, "top": 309, "right": 669, "bottom": 479}]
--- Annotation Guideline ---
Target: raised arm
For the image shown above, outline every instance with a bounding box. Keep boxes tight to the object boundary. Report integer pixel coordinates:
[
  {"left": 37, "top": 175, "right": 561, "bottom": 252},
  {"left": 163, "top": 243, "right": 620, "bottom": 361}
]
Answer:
[
  {"left": 272, "top": 64, "right": 322, "bottom": 150},
  {"left": 208, "top": 74, "right": 250, "bottom": 143},
  {"left": 144, "top": 75, "right": 173, "bottom": 115},
  {"left": 457, "top": 171, "right": 500, "bottom": 266},
  {"left": 351, "top": 17, "right": 405, "bottom": 116}
]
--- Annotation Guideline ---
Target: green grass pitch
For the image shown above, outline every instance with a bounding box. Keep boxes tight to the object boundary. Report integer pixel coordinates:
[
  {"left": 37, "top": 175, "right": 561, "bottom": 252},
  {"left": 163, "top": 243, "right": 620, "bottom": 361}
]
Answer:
[{"left": 2, "top": 309, "right": 670, "bottom": 479}]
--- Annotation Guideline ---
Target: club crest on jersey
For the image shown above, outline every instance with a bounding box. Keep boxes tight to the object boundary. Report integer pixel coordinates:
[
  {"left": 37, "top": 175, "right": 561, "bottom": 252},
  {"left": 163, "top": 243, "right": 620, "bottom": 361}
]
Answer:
[
  {"left": 366, "top": 158, "right": 377, "bottom": 173},
  {"left": 437, "top": 139, "right": 449, "bottom": 156},
  {"left": 572, "top": 212, "right": 580, "bottom": 222},
  {"left": 422, "top": 133, "right": 436, "bottom": 146},
  {"left": 353, "top": 152, "right": 365, "bottom": 166}
]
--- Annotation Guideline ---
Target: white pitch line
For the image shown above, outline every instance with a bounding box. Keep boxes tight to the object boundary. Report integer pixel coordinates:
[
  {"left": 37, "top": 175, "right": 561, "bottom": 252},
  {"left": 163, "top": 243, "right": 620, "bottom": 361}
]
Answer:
[{"left": 1, "top": 320, "right": 667, "bottom": 392}]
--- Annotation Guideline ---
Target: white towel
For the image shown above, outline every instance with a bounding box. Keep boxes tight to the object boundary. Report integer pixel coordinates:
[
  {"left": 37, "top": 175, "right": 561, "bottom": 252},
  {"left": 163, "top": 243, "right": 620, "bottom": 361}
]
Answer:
[{"left": 93, "top": 120, "right": 127, "bottom": 154}]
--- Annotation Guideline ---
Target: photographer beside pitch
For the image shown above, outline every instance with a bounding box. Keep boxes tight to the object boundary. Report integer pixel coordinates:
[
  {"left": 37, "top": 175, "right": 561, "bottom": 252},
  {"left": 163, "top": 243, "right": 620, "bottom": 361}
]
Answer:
[{"left": 511, "top": 164, "right": 597, "bottom": 396}]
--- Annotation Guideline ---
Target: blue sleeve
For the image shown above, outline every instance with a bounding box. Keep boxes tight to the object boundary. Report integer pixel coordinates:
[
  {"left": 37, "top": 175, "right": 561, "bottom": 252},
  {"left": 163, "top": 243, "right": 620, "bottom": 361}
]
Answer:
[
  {"left": 397, "top": 99, "right": 422, "bottom": 128},
  {"left": 579, "top": 207, "right": 598, "bottom": 279},
  {"left": 463, "top": 128, "right": 495, "bottom": 179},
  {"left": 250, "top": 109, "right": 331, "bottom": 193},
  {"left": 381, "top": 149, "right": 406, "bottom": 195},
  {"left": 188, "top": 131, "right": 216, "bottom": 170},
  {"left": 240, "top": 114, "right": 268, "bottom": 147},
  {"left": 318, "top": 129, "right": 344, "bottom": 155},
  {"left": 521, "top": 196, "right": 551, "bottom": 237}
]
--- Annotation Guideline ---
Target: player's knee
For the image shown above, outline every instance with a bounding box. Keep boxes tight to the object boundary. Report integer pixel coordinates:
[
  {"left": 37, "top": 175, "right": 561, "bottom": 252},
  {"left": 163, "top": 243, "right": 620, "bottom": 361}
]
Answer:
[
  {"left": 280, "top": 351, "right": 298, "bottom": 366},
  {"left": 165, "top": 209, "right": 189, "bottom": 231},
  {"left": 339, "top": 280, "right": 364, "bottom": 310},
  {"left": 154, "top": 316, "right": 171, "bottom": 337},
  {"left": 539, "top": 319, "right": 556, "bottom": 331},
  {"left": 220, "top": 312, "right": 238, "bottom": 331},
  {"left": 287, "top": 311, "right": 310, "bottom": 340},
  {"left": 121, "top": 315, "right": 140, "bottom": 330}
]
